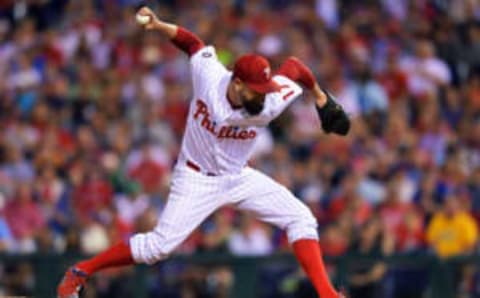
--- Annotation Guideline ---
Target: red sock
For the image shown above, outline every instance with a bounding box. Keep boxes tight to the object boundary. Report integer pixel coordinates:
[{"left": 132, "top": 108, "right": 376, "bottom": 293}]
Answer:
[
  {"left": 292, "top": 239, "right": 338, "bottom": 298},
  {"left": 76, "top": 241, "right": 135, "bottom": 275}
]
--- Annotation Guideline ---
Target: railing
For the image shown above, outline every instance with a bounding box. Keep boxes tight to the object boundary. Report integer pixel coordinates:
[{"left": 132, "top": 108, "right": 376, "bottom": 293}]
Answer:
[{"left": 0, "top": 252, "right": 478, "bottom": 298}]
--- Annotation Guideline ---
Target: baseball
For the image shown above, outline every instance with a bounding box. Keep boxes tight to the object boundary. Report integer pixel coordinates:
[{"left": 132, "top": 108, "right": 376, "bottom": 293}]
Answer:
[{"left": 136, "top": 13, "right": 151, "bottom": 25}]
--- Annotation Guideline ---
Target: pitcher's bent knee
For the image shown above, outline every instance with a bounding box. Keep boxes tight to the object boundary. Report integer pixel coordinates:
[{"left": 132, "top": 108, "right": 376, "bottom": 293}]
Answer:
[
  {"left": 129, "top": 231, "right": 173, "bottom": 265},
  {"left": 286, "top": 208, "right": 319, "bottom": 243}
]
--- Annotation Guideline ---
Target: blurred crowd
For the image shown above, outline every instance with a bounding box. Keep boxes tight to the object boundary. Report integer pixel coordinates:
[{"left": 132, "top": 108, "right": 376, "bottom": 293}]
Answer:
[{"left": 0, "top": 0, "right": 480, "bottom": 297}]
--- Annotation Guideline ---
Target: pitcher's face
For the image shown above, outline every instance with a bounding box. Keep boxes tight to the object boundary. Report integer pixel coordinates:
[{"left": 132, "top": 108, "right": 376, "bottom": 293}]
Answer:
[{"left": 233, "top": 78, "right": 265, "bottom": 115}]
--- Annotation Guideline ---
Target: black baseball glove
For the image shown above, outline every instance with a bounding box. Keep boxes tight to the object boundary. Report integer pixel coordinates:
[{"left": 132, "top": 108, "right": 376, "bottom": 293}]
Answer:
[{"left": 315, "top": 90, "right": 350, "bottom": 136}]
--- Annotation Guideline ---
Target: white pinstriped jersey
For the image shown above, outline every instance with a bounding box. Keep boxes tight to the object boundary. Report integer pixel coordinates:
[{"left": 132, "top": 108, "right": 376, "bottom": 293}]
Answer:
[{"left": 177, "top": 46, "right": 303, "bottom": 175}]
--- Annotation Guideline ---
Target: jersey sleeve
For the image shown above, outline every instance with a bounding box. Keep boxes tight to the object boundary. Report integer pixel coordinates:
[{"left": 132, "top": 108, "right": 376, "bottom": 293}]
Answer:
[
  {"left": 189, "top": 46, "right": 228, "bottom": 96},
  {"left": 264, "top": 75, "right": 303, "bottom": 119}
]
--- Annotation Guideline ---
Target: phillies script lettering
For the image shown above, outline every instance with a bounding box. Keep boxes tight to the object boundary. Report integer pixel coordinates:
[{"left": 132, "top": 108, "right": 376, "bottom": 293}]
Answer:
[{"left": 193, "top": 100, "right": 257, "bottom": 140}]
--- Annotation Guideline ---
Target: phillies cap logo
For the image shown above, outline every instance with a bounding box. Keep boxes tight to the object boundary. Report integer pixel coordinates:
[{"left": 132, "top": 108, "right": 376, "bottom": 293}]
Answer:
[{"left": 264, "top": 67, "right": 271, "bottom": 79}]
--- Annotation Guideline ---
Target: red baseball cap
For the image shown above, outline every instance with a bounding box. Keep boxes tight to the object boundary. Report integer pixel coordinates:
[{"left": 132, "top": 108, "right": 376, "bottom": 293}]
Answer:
[{"left": 233, "top": 54, "right": 281, "bottom": 94}]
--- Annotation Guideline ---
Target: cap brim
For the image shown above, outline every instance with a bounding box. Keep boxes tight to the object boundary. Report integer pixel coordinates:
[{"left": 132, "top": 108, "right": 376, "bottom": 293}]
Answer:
[{"left": 246, "top": 80, "right": 281, "bottom": 94}]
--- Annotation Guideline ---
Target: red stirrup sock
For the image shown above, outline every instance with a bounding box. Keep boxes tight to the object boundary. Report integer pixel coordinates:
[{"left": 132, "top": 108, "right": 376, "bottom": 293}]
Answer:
[
  {"left": 76, "top": 241, "right": 135, "bottom": 275},
  {"left": 292, "top": 239, "right": 338, "bottom": 298}
]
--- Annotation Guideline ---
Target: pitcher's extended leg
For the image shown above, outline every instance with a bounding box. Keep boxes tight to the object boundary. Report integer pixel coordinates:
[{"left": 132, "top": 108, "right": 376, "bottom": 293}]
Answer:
[
  {"left": 234, "top": 168, "right": 339, "bottom": 298},
  {"left": 58, "top": 168, "right": 223, "bottom": 297}
]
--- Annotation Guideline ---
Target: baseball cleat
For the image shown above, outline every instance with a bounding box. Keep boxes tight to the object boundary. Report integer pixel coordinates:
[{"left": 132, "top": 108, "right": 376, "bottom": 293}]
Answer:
[{"left": 57, "top": 267, "right": 88, "bottom": 298}]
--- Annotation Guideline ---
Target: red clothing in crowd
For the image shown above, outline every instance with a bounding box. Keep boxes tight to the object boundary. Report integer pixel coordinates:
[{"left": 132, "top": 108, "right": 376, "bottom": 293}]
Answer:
[
  {"left": 73, "top": 178, "right": 113, "bottom": 220},
  {"left": 162, "top": 100, "right": 189, "bottom": 137},
  {"left": 328, "top": 195, "right": 372, "bottom": 226},
  {"left": 377, "top": 70, "right": 408, "bottom": 102},
  {"left": 129, "top": 159, "right": 166, "bottom": 193},
  {"left": 379, "top": 201, "right": 412, "bottom": 232},
  {"left": 395, "top": 219, "right": 425, "bottom": 251},
  {"left": 4, "top": 200, "right": 46, "bottom": 239}
]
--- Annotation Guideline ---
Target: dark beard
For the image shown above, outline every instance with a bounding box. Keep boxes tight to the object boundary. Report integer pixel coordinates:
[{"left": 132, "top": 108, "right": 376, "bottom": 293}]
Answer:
[{"left": 243, "top": 99, "right": 264, "bottom": 115}]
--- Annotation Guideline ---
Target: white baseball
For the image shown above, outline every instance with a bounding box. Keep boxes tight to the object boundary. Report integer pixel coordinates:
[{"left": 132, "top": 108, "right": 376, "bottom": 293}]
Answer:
[{"left": 136, "top": 13, "right": 151, "bottom": 25}]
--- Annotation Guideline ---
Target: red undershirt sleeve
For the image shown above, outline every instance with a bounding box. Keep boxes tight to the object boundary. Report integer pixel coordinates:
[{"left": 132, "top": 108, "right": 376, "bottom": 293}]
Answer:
[
  {"left": 276, "top": 57, "right": 316, "bottom": 89},
  {"left": 170, "top": 27, "right": 205, "bottom": 57}
]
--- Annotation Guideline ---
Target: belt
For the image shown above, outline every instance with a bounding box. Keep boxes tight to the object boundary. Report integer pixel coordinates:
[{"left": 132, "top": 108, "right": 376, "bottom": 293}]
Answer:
[{"left": 186, "top": 160, "right": 218, "bottom": 176}]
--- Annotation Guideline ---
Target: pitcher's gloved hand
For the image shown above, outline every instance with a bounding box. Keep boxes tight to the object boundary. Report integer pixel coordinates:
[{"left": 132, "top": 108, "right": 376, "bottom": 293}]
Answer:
[{"left": 316, "top": 90, "right": 350, "bottom": 136}]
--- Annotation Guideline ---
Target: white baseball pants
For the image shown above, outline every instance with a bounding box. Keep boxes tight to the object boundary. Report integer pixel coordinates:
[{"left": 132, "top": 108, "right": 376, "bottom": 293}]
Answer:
[{"left": 130, "top": 165, "right": 318, "bottom": 265}]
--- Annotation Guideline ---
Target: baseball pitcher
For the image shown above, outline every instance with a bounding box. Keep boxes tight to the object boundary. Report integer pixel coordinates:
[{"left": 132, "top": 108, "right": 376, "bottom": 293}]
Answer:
[{"left": 58, "top": 6, "right": 350, "bottom": 298}]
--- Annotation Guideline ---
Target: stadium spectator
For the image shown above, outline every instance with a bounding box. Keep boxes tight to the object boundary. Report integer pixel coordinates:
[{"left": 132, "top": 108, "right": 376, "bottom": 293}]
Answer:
[
  {"left": 427, "top": 194, "right": 478, "bottom": 258},
  {"left": 4, "top": 183, "right": 45, "bottom": 253},
  {"left": 400, "top": 39, "right": 451, "bottom": 100},
  {"left": 347, "top": 216, "right": 394, "bottom": 298}
]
